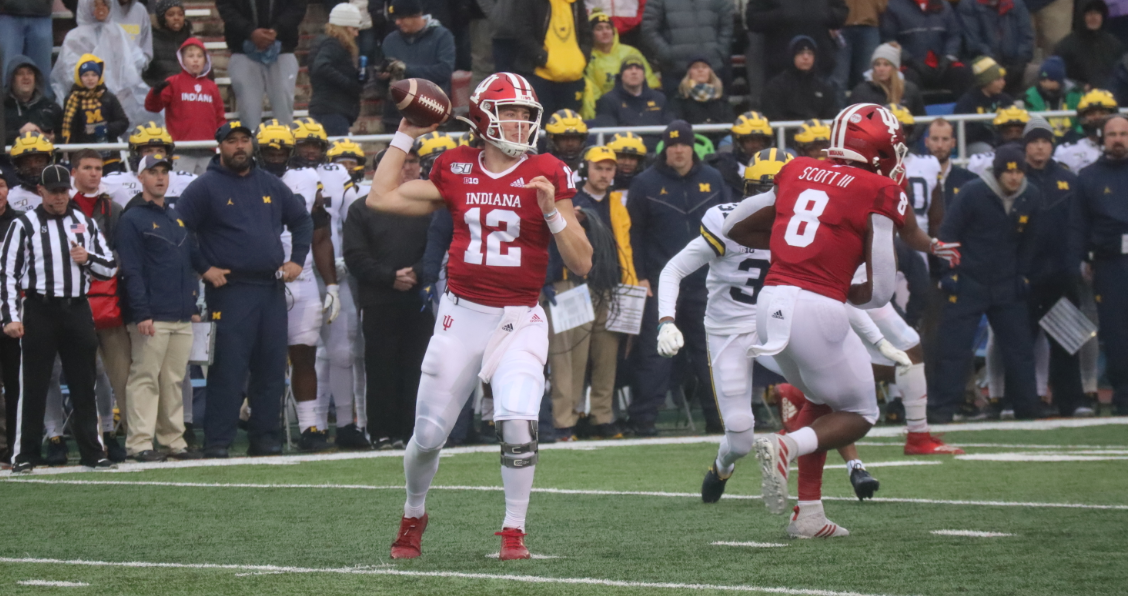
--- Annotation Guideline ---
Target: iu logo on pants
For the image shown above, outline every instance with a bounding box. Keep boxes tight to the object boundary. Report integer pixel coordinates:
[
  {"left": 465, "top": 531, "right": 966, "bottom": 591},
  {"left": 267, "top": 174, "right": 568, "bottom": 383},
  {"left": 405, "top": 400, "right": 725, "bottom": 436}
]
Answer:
[{"left": 442, "top": 315, "right": 453, "bottom": 331}]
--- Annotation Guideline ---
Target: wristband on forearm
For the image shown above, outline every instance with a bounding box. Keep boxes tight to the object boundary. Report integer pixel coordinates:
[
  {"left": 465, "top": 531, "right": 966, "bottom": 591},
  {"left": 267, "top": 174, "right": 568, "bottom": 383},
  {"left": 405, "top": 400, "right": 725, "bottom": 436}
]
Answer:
[
  {"left": 544, "top": 208, "right": 567, "bottom": 234},
  {"left": 389, "top": 131, "right": 414, "bottom": 154}
]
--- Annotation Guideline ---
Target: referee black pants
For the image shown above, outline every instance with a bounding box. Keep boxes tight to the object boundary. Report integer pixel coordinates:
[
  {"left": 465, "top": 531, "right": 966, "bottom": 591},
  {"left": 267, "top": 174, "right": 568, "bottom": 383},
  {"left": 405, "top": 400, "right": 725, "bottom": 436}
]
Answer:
[
  {"left": 0, "top": 334, "right": 20, "bottom": 460},
  {"left": 14, "top": 296, "right": 104, "bottom": 465}
]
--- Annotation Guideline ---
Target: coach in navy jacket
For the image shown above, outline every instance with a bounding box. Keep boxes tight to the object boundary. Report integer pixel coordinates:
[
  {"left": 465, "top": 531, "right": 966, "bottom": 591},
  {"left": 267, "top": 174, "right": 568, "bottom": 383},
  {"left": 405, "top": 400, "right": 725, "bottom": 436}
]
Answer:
[{"left": 117, "top": 192, "right": 200, "bottom": 325}]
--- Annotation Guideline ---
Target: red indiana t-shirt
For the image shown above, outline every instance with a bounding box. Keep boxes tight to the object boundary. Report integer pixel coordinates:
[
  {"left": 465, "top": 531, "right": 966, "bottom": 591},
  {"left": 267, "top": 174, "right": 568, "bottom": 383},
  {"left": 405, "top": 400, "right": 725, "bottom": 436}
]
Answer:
[
  {"left": 429, "top": 146, "right": 577, "bottom": 307},
  {"left": 765, "top": 157, "right": 908, "bottom": 302}
]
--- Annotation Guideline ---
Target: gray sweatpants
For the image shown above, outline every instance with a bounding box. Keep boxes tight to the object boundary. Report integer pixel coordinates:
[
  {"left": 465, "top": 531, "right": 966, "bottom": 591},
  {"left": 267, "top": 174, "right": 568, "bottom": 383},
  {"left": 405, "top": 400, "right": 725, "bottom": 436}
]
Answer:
[{"left": 227, "top": 53, "right": 299, "bottom": 127}]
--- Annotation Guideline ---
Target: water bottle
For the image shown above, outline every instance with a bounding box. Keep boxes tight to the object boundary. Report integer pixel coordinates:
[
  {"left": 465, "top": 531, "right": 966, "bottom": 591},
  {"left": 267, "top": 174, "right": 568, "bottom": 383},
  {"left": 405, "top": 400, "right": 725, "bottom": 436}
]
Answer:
[{"left": 358, "top": 56, "right": 368, "bottom": 83}]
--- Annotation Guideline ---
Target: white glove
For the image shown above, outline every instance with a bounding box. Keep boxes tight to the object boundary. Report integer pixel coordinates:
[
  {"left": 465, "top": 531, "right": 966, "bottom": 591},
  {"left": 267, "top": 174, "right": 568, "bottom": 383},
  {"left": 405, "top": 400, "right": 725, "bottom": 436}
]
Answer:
[
  {"left": 335, "top": 257, "right": 348, "bottom": 280},
  {"left": 876, "top": 338, "right": 912, "bottom": 367},
  {"left": 657, "top": 321, "right": 684, "bottom": 358},
  {"left": 929, "top": 238, "right": 962, "bottom": 267},
  {"left": 323, "top": 284, "right": 341, "bottom": 324}
]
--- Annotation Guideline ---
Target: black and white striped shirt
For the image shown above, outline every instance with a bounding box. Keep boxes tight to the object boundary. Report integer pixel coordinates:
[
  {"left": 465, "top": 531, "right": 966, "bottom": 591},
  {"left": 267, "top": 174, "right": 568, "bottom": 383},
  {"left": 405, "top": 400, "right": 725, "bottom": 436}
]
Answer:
[{"left": 0, "top": 206, "right": 117, "bottom": 324}]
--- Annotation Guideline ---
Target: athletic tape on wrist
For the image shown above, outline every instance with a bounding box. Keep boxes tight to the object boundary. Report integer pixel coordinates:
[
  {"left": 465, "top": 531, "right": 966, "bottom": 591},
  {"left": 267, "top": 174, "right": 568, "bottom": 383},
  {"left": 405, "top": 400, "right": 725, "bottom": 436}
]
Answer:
[
  {"left": 389, "top": 131, "right": 414, "bottom": 154},
  {"left": 545, "top": 210, "right": 567, "bottom": 234}
]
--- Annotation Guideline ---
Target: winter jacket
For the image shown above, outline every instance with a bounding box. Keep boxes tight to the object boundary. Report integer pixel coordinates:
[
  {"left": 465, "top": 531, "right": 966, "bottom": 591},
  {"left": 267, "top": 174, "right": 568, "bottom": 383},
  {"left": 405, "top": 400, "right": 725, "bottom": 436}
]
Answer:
[
  {"left": 144, "top": 38, "right": 226, "bottom": 142},
  {"left": 0, "top": 205, "right": 24, "bottom": 242},
  {"left": 586, "top": 0, "right": 648, "bottom": 33},
  {"left": 844, "top": 0, "right": 888, "bottom": 27},
  {"left": 957, "top": 0, "right": 1034, "bottom": 67},
  {"left": 512, "top": 0, "right": 593, "bottom": 79},
  {"left": 581, "top": 23, "right": 660, "bottom": 119},
  {"left": 762, "top": 67, "right": 839, "bottom": 122},
  {"left": 746, "top": 0, "right": 849, "bottom": 78},
  {"left": 1069, "top": 154, "right": 1128, "bottom": 268},
  {"left": 117, "top": 198, "right": 200, "bottom": 323},
  {"left": 1025, "top": 158, "right": 1078, "bottom": 283},
  {"left": 343, "top": 195, "right": 430, "bottom": 308},
  {"left": 111, "top": 0, "right": 153, "bottom": 64},
  {"left": 849, "top": 73, "right": 926, "bottom": 115},
  {"left": 308, "top": 33, "right": 363, "bottom": 124},
  {"left": 642, "top": 0, "right": 733, "bottom": 80},
  {"left": 953, "top": 88, "right": 1014, "bottom": 147},
  {"left": 60, "top": 55, "right": 130, "bottom": 145},
  {"left": 879, "top": 0, "right": 962, "bottom": 64},
  {"left": 1054, "top": 0, "right": 1125, "bottom": 89},
  {"left": 627, "top": 155, "right": 729, "bottom": 283},
  {"left": 669, "top": 94, "right": 734, "bottom": 134},
  {"left": 3, "top": 55, "right": 62, "bottom": 145},
  {"left": 590, "top": 80, "right": 674, "bottom": 138},
  {"left": 1023, "top": 84, "right": 1083, "bottom": 140},
  {"left": 0, "top": 0, "right": 52, "bottom": 17},
  {"left": 381, "top": 16, "right": 455, "bottom": 125},
  {"left": 143, "top": 21, "right": 193, "bottom": 87},
  {"left": 216, "top": 0, "right": 309, "bottom": 54}
]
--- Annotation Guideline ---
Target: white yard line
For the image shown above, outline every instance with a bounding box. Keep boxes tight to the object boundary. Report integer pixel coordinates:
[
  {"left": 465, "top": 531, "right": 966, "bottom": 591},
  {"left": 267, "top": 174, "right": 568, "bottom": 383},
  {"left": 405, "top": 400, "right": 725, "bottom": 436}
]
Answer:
[
  {"left": 0, "top": 557, "right": 916, "bottom": 596},
  {"left": 17, "top": 580, "right": 89, "bottom": 587},
  {"left": 2, "top": 418, "right": 1123, "bottom": 476},
  {"left": 857, "top": 442, "right": 1128, "bottom": 450},
  {"left": 930, "top": 530, "right": 1014, "bottom": 538},
  {"left": 485, "top": 553, "right": 562, "bottom": 559},
  {"left": 712, "top": 541, "right": 789, "bottom": 548},
  {"left": 6, "top": 478, "right": 1128, "bottom": 510},
  {"left": 955, "top": 453, "right": 1128, "bottom": 462}
]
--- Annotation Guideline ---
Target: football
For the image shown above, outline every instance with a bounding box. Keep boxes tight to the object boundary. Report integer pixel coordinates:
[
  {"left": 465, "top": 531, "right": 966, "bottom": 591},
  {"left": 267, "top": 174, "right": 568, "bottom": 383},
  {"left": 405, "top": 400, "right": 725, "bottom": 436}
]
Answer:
[{"left": 390, "top": 78, "right": 452, "bottom": 127}]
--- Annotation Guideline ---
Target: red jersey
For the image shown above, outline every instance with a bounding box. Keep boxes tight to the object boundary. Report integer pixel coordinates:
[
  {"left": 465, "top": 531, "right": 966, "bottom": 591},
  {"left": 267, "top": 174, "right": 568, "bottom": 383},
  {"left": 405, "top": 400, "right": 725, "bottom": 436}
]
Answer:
[
  {"left": 430, "top": 146, "right": 576, "bottom": 307},
  {"left": 764, "top": 157, "right": 908, "bottom": 302}
]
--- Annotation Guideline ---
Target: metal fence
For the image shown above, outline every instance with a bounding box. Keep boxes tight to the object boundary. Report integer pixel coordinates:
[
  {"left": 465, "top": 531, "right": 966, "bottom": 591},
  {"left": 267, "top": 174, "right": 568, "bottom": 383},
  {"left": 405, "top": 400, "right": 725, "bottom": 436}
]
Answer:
[{"left": 15, "top": 108, "right": 1100, "bottom": 168}]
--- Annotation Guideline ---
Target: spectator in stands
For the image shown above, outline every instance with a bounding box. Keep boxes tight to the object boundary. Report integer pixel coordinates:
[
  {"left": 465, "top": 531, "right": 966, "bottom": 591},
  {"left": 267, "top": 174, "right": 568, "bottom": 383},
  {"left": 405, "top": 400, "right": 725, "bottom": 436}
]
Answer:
[
  {"left": 850, "top": 42, "right": 926, "bottom": 115},
  {"left": 746, "top": 0, "right": 847, "bottom": 82},
  {"left": 111, "top": 0, "right": 153, "bottom": 67},
  {"left": 309, "top": 4, "right": 365, "bottom": 136},
  {"left": 581, "top": 11, "right": 660, "bottom": 120},
  {"left": 670, "top": 56, "right": 734, "bottom": 138},
  {"left": 957, "top": 0, "right": 1035, "bottom": 97},
  {"left": 954, "top": 56, "right": 1014, "bottom": 150},
  {"left": 380, "top": 0, "right": 455, "bottom": 132},
  {"left": 61, "top": 56, "right": 130, "bottom": 168},
  {"left": 832, "top": 0, "right": 888, "bottom": 95},
  {"left": 513, "top": 0, "right": 591, "bottom": 117},
  {"left": 143, "top": 38, "right": 226, "bottom": 175},
  {"left": 880, "top": 0, "right": 972, "bottom": 97},
  {"left": 591, "top": 57, "right": 673, "bottom": 138},
  {"left": 487, "top": 0, "right": 520, "bottom": 73},
  {"left": 643, "top": 0, "right": 733, "bottom": 96},
  {"left": 216, "top": 0, "right": 308, "bottom": 126},
  {"left": 4, "top": 56, "right": 62, "bottom": 145},
  {"left": 143, "top": 0, "right": 193, "bottom": 88},
  {"left": 762, "top": 36, "right": 838, "bottom": 123},
  {"left": 1023, "top": 56, "right": 1082, "bottom": 142},
  {"left": 348, "top": 0, "right": 381, "bottom": 66},
  {"left": 53, "top": 0, "right": 150, "bottom": 127},
  {"left": 1054, "top": 0, "right": 1125, "bottom": 90},
  {"left": 586, "top": 0, "right": 647, "bottom": 48},
  {"left": 0, "top": 0, "right": 53, "bottom": 100},
  {"left": 1030, "top": 0, "right": 1074, "bottom": 58}
]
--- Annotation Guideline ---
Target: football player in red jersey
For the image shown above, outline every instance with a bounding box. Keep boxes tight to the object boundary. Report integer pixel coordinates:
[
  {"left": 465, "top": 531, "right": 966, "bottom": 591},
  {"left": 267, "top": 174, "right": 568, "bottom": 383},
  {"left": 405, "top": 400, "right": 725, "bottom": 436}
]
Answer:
[
  {"left": 367, "top": 73, "right": 592, "bottom": 560},
  {"left": 721, "top": 103, "right": 912, "bottom": 537}
]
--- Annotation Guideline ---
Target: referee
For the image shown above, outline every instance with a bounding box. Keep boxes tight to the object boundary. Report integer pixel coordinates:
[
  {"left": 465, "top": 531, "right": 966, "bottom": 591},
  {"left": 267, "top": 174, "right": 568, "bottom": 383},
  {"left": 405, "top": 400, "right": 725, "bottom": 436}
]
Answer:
[{"left": 1, "top": 165, "right": 118, "bottom": 473}]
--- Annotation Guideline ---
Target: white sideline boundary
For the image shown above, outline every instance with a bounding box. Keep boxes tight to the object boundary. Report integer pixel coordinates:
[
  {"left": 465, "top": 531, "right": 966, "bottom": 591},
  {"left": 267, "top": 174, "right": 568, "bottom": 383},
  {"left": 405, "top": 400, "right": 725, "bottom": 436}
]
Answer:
[
  {"left": 930, "top": 530, "right": 1014, "bottom": 538},
  {"left": 3, "top": 417, "right": 1124, "bottom": 477},
  {"left": 0, "top": 557, "right": 916, "bottom": 596},
  {"left": 17, "top": 580, "right": 89, "bottom": 587},
  {"left": 6, "top": 478, "right": 1128, "bottom": 510}
]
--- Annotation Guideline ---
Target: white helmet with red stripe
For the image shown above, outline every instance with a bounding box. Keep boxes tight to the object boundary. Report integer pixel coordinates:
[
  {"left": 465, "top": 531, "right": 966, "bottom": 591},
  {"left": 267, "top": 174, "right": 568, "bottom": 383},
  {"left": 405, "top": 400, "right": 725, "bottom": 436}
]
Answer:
[
  {"left": 461, "top": 73, "right": 543, "bottom": 158},
  {"left": 826, "top": 103, "right": 908, "bottom": 183}
]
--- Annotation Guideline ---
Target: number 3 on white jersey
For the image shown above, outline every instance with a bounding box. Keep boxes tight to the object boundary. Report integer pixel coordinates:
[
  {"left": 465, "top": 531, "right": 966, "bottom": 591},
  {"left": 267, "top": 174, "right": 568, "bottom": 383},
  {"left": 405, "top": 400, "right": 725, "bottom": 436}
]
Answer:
[
  {"left": 464, "top": 207, "right": 522, "bottom": 267},
  {"left": 783, "top": 189, "right": 830, "bottom": 248}
]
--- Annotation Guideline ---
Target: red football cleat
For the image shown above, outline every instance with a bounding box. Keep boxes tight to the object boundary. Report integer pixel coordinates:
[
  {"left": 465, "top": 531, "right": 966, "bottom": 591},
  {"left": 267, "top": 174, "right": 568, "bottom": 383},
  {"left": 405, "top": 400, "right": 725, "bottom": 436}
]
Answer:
[
  {"left": 495, "top": 527, "right": 530, "bottom": 560},
  {"left": 904, "top": 432, "right": 965, "bottom": 455},
  {"left": 390, "top": 514, "right": 428, "bottom": 559}
]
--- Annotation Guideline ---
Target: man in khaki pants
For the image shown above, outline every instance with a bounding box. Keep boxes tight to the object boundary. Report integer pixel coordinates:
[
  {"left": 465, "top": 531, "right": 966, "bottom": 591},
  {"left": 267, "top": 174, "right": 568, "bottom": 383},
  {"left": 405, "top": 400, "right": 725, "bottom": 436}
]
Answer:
[
  {"left": 546, "top": 147, "right": 637, "bottom": 441},
  {"left": 116, "top": 155, "right": 202, "bottom": 461}
]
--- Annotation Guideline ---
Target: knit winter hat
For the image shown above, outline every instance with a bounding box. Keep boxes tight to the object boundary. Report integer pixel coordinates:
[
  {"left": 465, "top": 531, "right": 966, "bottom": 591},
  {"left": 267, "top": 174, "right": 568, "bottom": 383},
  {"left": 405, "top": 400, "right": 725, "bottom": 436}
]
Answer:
[
  {"left": 1038, "top": 56, "right": 1066, "bottom": 84},
  {"left": 789, "top": 35, "right": 817, "bottom": 57},
  {"left": 155, "top": 0, "right": 183, "bottom": 20},
  {"left": 1023, "top": 115, "right": 1055, "bottom": 145},
  {"left": 871, "top": 43, "right": 901, "bottom": 70},
  {"left": 972, "top": 56, "right": 1006, "bottom": 88},
  {"left": 79, "top": 60, "right": 103, "bottom": 79},
  {"left": 993, "top": 144, "right": 1025, "bottom": 176},
  {"left": 329, "top": 3, "right": 362, "bottom": 28}
]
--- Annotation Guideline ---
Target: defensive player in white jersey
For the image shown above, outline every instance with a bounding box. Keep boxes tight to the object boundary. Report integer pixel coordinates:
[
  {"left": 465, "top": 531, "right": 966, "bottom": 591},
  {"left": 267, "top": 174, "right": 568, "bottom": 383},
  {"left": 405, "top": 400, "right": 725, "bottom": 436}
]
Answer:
[
  {"left": 888, "top": 106, "right": 944, "bottom": 237},
  {"left": 967, "top": 107, "right": 1031, "bottom": 176},
  {"left": 6, "top": 132, "right": 53, "bottom": 211},
  {"left": 657, "top": 150, "right": 900, "bottom": 508},
  {"left": 290, "top": 120, "right": 366, "bottom": 448},
  {"left": 1054, "top": 89, "right": 1117, "bottom": 173},
  {"left": 255, "top": 121, "right": 341, "bottom": 452},
  {"left": 368, "top": 73, "right": 592, "bottom": 560},
  {"left": 101, "top": 123, "right": 198, "bottom": 208}
]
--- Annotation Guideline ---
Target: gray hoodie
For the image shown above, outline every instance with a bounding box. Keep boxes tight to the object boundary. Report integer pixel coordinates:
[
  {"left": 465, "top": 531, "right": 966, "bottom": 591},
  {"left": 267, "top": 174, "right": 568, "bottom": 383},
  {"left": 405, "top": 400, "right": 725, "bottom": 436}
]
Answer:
[{"left": 981, "top": 166, "right": 1029, "bottom": 215}]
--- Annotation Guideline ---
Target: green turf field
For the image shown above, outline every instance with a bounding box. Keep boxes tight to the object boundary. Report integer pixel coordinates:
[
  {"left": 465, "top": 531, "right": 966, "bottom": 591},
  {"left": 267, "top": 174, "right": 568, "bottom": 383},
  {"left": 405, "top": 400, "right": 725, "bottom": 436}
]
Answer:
[{"left": 2, "top": 419, "right": 1127, "bottom": 596}]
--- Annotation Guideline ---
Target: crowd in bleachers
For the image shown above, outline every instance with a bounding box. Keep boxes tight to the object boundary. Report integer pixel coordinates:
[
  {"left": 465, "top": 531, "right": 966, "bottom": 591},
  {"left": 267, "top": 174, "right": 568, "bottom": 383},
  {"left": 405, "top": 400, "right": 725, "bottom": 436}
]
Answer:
[{"left": 1, "top": 0, "right": 1127, "bottom": 466}]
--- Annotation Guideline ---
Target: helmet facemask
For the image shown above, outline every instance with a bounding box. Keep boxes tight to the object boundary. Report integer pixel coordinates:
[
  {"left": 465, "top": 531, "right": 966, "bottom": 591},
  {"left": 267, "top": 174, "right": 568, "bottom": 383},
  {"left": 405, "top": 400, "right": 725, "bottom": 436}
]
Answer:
[{"left": 480, "top": 100, "right": 542, "bottom": 158}]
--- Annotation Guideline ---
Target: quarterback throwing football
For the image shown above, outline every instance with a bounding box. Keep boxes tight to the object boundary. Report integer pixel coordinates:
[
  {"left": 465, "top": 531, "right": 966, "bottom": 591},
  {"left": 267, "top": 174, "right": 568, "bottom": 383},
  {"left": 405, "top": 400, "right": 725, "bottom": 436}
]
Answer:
[{"left": 367, "top": 73, "right": 592, "bottom": 560}]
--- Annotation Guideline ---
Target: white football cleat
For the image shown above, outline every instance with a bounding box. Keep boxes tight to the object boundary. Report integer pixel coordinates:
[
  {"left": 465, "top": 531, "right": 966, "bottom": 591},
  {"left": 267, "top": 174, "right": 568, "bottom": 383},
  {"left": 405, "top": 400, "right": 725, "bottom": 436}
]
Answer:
[
  {"left": 787, "top": 503, "right": 850, "bottom": 538},
  {"left": 754, "top": 434, "right": 795, "bottom": 515}
]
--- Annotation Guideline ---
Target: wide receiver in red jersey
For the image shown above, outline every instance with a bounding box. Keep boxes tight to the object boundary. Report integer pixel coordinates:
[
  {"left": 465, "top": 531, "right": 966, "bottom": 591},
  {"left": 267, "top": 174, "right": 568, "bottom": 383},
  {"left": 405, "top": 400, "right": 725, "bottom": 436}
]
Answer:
[
  {"left": 722, "top": 103, "right": 910, "bottom": 537},
  {"left": 367, "top": 73, "right": 592, "bottom": 560}
]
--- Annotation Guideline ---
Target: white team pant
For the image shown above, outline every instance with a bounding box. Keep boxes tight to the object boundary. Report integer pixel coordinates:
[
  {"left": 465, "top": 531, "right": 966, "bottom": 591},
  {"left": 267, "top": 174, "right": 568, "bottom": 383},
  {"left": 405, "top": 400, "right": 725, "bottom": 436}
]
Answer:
[
  {"left": 316, "top": 279, "right": 366, "bottom": 427},
  {"left": 286, "top": 277, "right": 322, "bottom": 347},
  {"left": 864, "top": 302, "right": 921, "bottom": 366},
  {"left": 706, "top": 331, "right": 782, "bottom": 430},
  {"left": 755, "top": 287, "right": 880, "bottom": 424},
  {"left": 411, "top": 293, "right": 549, "bottom": 451}
]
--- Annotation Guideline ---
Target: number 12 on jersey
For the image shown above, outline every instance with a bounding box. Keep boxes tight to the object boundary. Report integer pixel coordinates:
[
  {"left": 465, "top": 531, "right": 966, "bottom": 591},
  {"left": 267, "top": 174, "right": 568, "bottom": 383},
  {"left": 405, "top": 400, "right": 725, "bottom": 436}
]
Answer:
[{"left": 464, "top": 207, "right": 522, "bottom": 267}]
